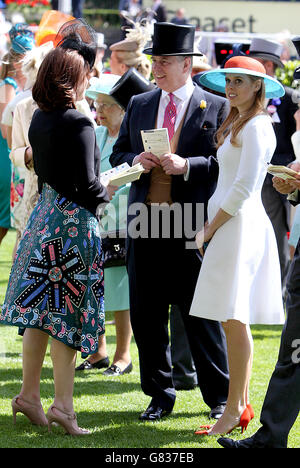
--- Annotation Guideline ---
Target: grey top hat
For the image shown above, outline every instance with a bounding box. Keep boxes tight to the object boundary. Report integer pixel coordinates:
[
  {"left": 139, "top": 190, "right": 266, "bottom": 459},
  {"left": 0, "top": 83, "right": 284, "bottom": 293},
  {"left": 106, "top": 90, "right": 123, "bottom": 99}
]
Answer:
[{"left": 249, "top": 38, "right": 284, "bottom": 68}]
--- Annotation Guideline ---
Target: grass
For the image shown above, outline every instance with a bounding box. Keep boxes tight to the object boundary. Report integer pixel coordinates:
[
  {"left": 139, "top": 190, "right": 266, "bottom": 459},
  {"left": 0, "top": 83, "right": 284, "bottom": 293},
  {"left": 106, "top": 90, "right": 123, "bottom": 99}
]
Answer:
[{"left": 0, "top": 229, "right": 299, "bottom": 448}]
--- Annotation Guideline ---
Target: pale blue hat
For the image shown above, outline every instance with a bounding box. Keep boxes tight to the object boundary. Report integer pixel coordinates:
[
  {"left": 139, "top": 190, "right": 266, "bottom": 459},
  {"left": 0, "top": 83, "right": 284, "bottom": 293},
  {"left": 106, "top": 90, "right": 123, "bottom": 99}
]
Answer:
[{"left": 85, "top": 74, "right": 120, "bottom": 100}]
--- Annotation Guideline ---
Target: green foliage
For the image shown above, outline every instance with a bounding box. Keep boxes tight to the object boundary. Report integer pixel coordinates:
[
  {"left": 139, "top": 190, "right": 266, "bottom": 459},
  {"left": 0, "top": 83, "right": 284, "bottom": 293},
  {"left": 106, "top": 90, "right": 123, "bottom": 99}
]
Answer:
[
  {"left": 275, "top": 60, "right": 300, "bottom": 88},
  {"left": 0, "top": 230, "right": 299, "bottom": 448},
  {"left": 5, "top": 0, "right": 51, "bottom": 25}
]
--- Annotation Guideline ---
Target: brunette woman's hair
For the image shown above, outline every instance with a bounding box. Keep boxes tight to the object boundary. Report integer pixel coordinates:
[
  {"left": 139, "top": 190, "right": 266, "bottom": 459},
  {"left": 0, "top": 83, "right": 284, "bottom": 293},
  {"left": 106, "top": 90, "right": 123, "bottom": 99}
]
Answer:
[
  {"left": 32, "top": 47, "right": 89, "bottom": 112},
  {"left": 215, "top": 75, "right": 267, "bottom": 148}
]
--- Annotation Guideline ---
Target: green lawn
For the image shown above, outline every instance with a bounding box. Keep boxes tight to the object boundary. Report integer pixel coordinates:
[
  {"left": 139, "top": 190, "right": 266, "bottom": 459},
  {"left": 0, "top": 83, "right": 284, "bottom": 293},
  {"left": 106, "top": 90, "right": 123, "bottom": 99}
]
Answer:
[{"left": 0, "top": 230, "right": 299, "bottom": 448}]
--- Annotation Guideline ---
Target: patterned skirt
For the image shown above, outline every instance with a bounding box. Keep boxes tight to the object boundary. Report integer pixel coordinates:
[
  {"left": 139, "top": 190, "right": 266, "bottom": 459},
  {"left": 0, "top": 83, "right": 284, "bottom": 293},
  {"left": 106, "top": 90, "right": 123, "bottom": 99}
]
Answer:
[{"left": 0, "top": 184, "right": 105, "bottom": 358}]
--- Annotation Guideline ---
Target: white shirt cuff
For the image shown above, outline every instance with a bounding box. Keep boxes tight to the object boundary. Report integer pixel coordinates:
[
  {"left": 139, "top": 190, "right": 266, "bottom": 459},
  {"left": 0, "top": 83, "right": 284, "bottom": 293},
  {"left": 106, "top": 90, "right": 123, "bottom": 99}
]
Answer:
[
  {"left": 183, "top": 158, "right": 190, "bottom": 181},
  {"left": 287, "top": 189, "right": 299, "bottom": 202}
]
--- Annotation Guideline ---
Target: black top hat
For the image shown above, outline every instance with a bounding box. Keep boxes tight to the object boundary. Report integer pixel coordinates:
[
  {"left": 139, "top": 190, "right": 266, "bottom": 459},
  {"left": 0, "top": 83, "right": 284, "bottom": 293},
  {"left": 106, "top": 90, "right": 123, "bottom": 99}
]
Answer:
[
  {"left": 109, "top": 67, "right": 155, "bottom": 110},
  {"left": 143, "top": 22, "right": 203, "bottom": 57},
  {"left": 292, "top": 36, "right": 300, "bottom": 80}
]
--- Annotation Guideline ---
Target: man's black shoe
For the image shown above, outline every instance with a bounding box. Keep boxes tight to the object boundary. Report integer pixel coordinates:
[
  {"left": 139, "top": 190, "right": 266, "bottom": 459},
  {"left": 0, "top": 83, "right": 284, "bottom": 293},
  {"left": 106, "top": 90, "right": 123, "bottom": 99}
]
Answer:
[
  {"left": 139, "top": 405, "right": 172, "bottom": 421},
  {"left": 209, "top": 405, "right": 226, "bottom": 419},
  {"left": 217, "top": 437, "right": 262, "bottom": 448}
]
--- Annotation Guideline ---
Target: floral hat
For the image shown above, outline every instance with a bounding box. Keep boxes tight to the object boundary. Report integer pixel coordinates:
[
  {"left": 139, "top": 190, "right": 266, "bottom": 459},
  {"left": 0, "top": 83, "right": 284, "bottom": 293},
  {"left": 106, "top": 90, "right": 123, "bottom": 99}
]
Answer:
[
  {"left": 9, "top": 23, "right": 35, "bottom": 54},
  {"left": 199, "top": 56, "right": 285, "bottom": 99}
]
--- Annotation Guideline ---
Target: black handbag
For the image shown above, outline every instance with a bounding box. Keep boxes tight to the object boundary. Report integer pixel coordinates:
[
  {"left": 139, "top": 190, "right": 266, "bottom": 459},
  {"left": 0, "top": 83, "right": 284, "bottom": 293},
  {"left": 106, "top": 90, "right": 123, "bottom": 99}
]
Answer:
[{"left": 102, "top": 234, "right": 127, "bottom": 269}]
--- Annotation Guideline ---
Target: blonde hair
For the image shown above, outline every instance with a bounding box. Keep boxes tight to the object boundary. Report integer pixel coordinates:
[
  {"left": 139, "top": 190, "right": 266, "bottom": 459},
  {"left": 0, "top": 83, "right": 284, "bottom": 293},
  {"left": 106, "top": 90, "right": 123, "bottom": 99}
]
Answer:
[
  {"left": 216, "top": 75, "right": 267, "bottom": 148},
  {"left": 112, "top": 19, "right": 152, "bottom": 79},
  {"left": 114, "top": 49, "right": 151, "bottom": 79},
  {"left": 0, "top": 48, "right": 24, "bottom": 80},
  {"left": 22, "top": 42, "right": 54, "bottom": 88}
]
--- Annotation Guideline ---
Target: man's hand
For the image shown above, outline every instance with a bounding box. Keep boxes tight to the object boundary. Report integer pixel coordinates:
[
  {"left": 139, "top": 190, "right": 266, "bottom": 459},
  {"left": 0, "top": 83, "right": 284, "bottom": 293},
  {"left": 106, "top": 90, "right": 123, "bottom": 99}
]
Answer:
[
  {"left": 160, "top": 153, "right": 188, "bottom": 175},
  {"left": 289, "top": 161, "right": 300, "bottom": 173},
  {"left": 272, "top": 175, "right": 300, "bottom": 194},
  {"left": 133, "top": 152, "right": 161, "bottom": 173}
]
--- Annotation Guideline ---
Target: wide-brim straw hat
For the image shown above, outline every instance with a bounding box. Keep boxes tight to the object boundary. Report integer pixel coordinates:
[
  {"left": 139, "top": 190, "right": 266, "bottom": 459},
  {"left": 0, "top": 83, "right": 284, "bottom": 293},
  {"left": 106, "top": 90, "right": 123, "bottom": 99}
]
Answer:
[
  {"left": 85, "top": 74, "right": 120, "bottom": 100},
  {"left": 199, "top": 56, "right": 285, "bottom": 99}
]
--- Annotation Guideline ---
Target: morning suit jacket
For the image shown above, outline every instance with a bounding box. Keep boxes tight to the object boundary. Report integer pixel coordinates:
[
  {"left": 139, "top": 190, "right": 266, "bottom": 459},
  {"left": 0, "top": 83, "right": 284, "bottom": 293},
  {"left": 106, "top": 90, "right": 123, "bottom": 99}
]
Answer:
[
  {"left": 267, "top": 86, "right": 298, "bottom": 168},
  {"left": 110, "top": 84, "right": 229, "bottom": 236},
  {"left": 110, "top": 84, "right": 230, "bottom": 410}
]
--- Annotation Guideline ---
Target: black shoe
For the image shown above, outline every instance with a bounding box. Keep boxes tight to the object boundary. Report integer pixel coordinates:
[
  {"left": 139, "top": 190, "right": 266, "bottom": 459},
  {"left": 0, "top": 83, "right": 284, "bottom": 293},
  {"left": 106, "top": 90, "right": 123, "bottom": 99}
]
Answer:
[
  {"left": 209, "top": 405, "right": 226, "bottom": 419},
  {"left": 75, "top": 356, "right": 109, "bottom": 371},
  {"left": 139, "top": 404, "right": 173, "bottom": 421},
  {"left": 102, "top": 361, "right": 133, "bottom": 376},
  {"left": 217, "top": 437, "right": 261, "bottom": 448}
]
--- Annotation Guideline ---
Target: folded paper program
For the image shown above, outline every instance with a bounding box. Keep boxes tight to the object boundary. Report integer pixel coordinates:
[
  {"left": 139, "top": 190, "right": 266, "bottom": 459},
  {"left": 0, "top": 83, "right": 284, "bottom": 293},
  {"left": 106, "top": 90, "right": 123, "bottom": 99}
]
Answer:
[
  {"left": 100, "top": 162, "right": 145, "bottom": 187},
  {"left": 141, "top": 128, "right": 171, "bottom": 159},
  {"left": 267, "top": 164, "right": 299, "bottom": 180}
]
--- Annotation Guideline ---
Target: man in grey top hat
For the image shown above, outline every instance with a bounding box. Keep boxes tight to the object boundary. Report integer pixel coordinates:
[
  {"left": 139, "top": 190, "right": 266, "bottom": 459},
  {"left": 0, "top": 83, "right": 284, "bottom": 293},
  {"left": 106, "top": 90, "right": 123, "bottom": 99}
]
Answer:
[{"left": 249, "top": 38, "right": 298, "bottom": 299}]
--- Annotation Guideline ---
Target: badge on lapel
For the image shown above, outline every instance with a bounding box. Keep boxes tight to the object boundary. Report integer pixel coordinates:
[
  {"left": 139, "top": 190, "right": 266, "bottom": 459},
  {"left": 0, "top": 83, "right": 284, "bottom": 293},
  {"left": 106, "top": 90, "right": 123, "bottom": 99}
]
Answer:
[{"left": 200, "top": 100, "right": 207, "bottom": 110}]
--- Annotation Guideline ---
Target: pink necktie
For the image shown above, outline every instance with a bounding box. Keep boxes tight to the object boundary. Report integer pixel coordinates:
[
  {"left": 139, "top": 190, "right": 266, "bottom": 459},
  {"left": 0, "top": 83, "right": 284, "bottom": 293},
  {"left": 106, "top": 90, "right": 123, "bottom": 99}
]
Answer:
[{"left": 163, "top": 93, "right": 177, "bottom": 141}]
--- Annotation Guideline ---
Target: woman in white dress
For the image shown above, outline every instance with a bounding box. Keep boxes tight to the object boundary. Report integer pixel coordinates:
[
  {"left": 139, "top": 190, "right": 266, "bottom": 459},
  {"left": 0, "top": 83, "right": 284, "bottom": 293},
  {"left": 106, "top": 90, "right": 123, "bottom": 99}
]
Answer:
[{"left": 189, "top": 55, "right": 285, "bottom": 436}]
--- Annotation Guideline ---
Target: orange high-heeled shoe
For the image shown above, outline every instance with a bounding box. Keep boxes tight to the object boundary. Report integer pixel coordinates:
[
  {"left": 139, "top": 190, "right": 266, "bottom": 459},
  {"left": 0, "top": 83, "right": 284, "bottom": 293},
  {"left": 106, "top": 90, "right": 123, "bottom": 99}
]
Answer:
[
  {"left": 197, "top": 405, "right": 254, "bottom": 432},
  {"left": 12, "top": 395, "right": 48, "bottom": 426},
  {"left": 46, "top": 405, "right": 90, "bottom": 436},
  {"left": 247, "top": 403, "right": 255, "bottom": 420},
  {"left": 195, "top": 407, "right": 251, "bottom": 436}
]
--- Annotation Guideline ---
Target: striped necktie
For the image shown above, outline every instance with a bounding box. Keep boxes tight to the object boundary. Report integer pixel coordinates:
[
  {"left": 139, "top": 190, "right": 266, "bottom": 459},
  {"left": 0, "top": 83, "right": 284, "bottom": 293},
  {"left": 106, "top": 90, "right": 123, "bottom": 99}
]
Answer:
[{"left": 163, "top": 93, "right": 177, "bottom": 141}]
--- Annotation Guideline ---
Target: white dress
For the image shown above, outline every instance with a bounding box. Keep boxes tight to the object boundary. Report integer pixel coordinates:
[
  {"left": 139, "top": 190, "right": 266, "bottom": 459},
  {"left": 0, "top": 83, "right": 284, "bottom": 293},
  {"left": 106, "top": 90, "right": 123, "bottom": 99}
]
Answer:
[{"left": 190, "top": 115, "right": 285, "bottom": 325}]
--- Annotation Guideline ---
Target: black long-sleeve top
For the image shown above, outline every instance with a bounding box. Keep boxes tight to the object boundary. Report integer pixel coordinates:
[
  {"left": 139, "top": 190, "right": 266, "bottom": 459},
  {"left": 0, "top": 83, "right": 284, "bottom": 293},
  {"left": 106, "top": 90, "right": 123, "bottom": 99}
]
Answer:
[{"left": 29, "top": 108, "right": 109, "bottom": 217}]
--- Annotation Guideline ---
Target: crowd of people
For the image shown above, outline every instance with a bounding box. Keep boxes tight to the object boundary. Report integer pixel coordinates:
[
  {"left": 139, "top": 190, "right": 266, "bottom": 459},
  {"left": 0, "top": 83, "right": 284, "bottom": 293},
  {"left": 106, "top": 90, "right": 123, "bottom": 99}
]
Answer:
[{"left": 0, "top": 7, "right": 299, "bottom": 448}]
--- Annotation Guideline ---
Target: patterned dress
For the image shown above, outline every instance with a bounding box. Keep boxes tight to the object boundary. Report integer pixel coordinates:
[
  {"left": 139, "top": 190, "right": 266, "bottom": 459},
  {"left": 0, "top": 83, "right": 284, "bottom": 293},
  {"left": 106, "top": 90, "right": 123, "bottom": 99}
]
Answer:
[{"left": 0, "top": 184, "right": 105, "bottom": 357}]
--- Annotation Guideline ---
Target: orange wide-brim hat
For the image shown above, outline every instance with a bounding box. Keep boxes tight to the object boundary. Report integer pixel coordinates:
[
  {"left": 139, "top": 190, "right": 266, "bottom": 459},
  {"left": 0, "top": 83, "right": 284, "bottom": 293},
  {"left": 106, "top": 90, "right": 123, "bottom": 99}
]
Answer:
[{"left": 200, "top": 55, "right": 285, "bottom": 98}]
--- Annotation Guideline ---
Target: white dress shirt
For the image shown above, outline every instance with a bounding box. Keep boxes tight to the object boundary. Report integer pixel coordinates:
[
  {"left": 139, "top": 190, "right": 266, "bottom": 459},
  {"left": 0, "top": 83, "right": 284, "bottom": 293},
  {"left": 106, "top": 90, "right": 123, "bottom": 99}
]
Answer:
[
  {"left": 156, "top": 78, "right": 194, "bottom": 180},
  {"left": 156, "top": 77, "right": 194, "bottom": 131}
]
